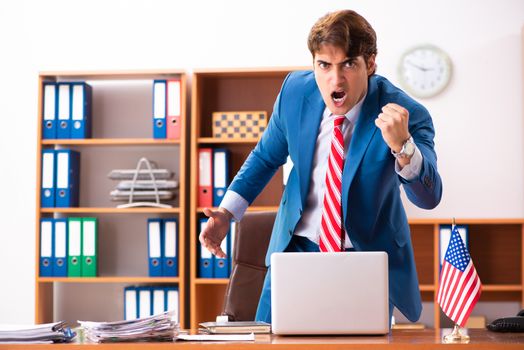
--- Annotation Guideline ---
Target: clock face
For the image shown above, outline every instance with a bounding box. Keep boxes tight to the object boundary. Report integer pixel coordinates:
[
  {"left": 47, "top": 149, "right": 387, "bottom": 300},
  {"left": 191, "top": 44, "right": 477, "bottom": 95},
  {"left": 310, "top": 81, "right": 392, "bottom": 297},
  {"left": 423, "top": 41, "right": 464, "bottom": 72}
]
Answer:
[{"left": 398, "top": 45, "right": 452, "bottom": 98}]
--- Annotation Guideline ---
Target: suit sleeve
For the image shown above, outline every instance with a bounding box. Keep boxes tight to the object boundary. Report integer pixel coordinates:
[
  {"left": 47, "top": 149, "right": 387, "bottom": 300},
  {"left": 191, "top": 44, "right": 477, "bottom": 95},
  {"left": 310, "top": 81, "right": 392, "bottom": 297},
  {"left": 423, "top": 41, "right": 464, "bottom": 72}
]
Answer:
[
  {"left": 227, "top": 74, "right": 291, "bottom": 204},
  {"left": 400, "top": 105, "right": 443, "bottom": 209}
]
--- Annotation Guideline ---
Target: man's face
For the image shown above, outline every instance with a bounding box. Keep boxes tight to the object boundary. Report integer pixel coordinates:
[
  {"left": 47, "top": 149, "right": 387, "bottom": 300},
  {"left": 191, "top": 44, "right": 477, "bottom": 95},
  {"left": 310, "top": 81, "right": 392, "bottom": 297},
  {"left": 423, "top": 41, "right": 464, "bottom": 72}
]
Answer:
[{"left": 313, "top": 44, "right": 375, "bottom": 115}]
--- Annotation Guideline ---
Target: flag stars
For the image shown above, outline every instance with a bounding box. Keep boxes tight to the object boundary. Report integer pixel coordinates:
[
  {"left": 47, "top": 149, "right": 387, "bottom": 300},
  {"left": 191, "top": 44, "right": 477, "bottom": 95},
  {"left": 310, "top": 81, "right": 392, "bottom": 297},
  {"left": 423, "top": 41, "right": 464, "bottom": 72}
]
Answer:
[{"left": 445, "top": 229, "right": 471, "bottom": 272}]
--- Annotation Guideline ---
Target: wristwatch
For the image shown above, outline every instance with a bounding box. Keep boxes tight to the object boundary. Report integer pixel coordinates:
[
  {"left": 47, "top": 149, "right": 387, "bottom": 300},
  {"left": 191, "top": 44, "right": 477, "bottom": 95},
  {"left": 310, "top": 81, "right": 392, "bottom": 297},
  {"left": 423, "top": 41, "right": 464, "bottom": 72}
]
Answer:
[{"left": 391, "top": 137, "right": 415, "bottom": 159}]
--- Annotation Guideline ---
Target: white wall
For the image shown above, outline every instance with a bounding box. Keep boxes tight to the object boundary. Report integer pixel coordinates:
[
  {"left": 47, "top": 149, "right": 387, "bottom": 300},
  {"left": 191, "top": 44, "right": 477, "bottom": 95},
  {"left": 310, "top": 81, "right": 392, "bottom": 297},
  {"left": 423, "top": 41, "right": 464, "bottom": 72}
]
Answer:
[{"left": 0, "top": 0, "right": 522, "bottom": 323}]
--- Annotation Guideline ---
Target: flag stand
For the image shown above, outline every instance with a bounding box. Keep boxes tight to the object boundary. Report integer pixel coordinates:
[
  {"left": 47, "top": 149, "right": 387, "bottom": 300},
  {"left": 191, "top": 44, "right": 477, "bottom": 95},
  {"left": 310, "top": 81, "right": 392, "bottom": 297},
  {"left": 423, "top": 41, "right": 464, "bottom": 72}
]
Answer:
[
  {"left": 443, "top": 324, "right": 470, "bottom": 343},
  {"left": 438, "top": 217, "right": 481, "bottom": 344}
]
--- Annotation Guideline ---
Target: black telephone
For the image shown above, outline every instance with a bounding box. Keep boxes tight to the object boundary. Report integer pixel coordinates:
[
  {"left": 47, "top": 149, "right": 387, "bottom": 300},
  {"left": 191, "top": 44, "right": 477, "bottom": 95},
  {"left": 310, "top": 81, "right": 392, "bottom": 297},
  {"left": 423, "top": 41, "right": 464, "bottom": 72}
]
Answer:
[{"left": 486, "top": 309, "right": 524, "bottom": 332}]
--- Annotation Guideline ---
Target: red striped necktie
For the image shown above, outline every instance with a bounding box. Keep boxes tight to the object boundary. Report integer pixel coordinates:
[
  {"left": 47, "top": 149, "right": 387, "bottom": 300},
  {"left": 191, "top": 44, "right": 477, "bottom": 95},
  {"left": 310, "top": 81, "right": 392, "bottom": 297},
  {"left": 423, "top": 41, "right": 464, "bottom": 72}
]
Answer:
[{"left": 319, "top": 115, "right": 346, "bottom": 252}]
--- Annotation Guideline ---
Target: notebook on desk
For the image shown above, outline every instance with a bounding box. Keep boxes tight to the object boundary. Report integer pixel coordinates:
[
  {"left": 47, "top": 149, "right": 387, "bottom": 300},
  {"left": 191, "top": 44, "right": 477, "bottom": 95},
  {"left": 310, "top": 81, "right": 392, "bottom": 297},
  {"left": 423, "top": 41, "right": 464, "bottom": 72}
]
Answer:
[
  {"left": 271, "top": 251, "right": 389, "bottom": 335},
  {"left": 199, "top": 321, "right": 271, "bottom": 334}
]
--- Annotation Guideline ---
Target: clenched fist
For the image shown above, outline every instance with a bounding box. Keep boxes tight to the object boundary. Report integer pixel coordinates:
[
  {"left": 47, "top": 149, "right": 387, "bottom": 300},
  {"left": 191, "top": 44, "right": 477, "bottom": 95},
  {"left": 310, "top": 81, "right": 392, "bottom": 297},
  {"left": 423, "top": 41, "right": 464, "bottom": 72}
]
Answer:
[{"left": 374, "top": 103, "right": 411, "bottom": 153}]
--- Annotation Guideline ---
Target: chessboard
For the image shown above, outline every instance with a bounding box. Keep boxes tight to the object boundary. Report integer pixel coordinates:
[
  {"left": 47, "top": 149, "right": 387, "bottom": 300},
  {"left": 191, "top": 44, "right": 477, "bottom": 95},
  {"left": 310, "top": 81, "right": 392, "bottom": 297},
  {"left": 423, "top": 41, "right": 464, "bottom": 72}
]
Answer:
[{"left": 212, "top": 111, "right": 267, "bottom": 139}]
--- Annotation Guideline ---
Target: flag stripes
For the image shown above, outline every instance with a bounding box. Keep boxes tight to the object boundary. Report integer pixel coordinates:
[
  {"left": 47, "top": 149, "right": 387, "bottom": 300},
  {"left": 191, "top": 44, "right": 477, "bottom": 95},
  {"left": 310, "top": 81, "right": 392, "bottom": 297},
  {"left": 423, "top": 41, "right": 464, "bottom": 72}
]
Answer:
[{"left": 437, "top": 226, "right": 482, "bottom": 327}]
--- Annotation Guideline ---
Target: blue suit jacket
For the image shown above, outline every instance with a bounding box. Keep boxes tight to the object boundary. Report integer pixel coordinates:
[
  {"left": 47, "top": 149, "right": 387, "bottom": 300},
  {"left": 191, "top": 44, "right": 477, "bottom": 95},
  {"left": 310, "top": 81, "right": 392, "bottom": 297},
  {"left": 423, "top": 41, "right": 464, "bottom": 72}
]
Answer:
[{"left": 229, "top": 71, "right": 443, "bottom": 322}]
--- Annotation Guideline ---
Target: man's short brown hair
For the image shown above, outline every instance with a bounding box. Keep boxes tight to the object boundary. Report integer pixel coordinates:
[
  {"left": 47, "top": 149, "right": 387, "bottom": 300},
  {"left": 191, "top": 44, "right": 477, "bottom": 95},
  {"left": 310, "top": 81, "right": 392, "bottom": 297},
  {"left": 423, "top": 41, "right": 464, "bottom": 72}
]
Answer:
[{"left": 308, "top": 10, "right": 377, "bottom": 74}]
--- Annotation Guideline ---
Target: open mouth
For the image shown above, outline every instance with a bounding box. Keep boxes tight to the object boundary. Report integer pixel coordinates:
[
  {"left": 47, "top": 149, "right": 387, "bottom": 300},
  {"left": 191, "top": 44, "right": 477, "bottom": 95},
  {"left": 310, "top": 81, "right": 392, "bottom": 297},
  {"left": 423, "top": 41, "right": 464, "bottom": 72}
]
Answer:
[{"left": 331, "top": 90, "right": 347, "bottom": 107}]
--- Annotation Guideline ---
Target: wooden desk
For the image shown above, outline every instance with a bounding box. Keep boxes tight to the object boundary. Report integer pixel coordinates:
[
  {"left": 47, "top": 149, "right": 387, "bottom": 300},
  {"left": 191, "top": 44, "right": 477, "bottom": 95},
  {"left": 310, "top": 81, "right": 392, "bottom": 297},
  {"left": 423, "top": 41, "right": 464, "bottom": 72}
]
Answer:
[{"left": 0, "top": 329, "right": 522, "bottom": 349}]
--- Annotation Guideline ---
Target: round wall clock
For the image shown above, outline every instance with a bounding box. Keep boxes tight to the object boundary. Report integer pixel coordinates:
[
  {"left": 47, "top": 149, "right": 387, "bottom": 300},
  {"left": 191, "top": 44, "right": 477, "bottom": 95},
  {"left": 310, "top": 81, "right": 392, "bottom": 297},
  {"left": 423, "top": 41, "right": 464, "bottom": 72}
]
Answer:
[{"left": 398, "top": 44, "right": 452, "bottom": 98}]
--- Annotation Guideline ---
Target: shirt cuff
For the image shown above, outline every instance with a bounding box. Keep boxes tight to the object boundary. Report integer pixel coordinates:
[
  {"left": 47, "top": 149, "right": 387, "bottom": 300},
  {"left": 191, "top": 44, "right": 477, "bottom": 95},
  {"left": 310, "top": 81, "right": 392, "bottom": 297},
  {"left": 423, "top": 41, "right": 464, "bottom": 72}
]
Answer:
[
  {"left": 395, "top": 144, "right": 423, "bottom": 181},
  {"left": 219, "top": 190, "right": 249, "bottom": 222}
]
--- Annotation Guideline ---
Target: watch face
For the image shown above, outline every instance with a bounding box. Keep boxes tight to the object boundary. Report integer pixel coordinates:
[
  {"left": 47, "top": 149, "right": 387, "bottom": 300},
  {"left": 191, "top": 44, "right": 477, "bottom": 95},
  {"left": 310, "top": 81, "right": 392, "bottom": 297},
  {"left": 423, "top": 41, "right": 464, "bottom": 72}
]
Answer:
[
  {"left": 398, "top": 45, "right": 452, "bottom": 98},
  {"left": 404, "top": 140, "right": 416, "bottom": 156}
]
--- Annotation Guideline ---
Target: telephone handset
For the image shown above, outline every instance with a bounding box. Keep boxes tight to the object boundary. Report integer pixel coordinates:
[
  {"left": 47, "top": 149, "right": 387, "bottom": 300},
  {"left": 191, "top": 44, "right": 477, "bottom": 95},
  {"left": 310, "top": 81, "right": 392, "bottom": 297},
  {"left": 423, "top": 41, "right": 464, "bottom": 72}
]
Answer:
[{"left": 487, "top": 309, "right": 524, "bottom": 332}]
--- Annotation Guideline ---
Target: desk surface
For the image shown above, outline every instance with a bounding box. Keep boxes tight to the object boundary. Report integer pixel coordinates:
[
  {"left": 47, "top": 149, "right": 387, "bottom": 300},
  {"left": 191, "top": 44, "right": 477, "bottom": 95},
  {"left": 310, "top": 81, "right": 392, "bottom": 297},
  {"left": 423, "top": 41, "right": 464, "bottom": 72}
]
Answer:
[{"left": 0, "top": 329, "right": 523, "bottom": 349}]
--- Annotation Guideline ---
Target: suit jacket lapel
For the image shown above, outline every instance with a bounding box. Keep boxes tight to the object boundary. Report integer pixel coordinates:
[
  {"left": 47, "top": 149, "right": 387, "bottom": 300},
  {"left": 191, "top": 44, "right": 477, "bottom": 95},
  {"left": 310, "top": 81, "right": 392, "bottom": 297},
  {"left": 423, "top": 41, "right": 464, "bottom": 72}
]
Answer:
[
  {"left": 342, "top": 76, "right": 380, "bottom": 219},
  {"left": 297, "top": 89, "right": 324, "bottom": 207}
]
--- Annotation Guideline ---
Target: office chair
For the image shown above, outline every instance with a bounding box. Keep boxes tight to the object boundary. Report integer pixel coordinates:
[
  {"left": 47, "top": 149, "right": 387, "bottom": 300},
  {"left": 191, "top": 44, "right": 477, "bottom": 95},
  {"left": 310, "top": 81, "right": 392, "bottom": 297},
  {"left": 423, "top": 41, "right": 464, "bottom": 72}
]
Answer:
[{"left": 221, "top": 211, "right": 275, "bottom": 321}]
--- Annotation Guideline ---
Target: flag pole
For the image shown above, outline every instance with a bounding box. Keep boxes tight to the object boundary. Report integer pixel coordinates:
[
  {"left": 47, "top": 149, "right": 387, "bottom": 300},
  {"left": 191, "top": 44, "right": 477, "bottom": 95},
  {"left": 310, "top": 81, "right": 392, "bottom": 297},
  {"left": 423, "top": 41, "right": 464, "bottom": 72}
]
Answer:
[{"left": 442, "top": 218, "right": 470, "bottom": 344}]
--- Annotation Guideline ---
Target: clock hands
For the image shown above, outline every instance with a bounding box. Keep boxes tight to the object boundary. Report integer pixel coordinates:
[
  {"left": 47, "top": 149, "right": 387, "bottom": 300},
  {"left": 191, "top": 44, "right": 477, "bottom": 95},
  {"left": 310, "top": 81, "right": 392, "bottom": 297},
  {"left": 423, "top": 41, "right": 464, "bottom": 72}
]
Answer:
[{"left": 405, "top": 60, "right": 434, "bottom": 72}]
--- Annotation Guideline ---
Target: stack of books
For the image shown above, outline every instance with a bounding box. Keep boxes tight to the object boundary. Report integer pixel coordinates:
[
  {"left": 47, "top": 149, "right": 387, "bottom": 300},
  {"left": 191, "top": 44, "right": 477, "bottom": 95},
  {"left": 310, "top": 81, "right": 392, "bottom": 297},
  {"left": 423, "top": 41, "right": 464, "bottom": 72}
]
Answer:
[
  {"left": 199, "top": 321, "right": 271, "bottom": 334},
  {"left": 78, "top": 311, "right": 179, "bottom": 343},
  {"left": 0, "top": 321, "right": 75, "bottom": 343}
]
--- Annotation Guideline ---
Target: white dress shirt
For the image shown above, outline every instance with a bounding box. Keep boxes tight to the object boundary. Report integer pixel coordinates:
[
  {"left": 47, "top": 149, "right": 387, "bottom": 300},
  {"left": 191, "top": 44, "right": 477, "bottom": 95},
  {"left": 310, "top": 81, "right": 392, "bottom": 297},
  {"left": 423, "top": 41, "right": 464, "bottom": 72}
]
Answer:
[{"left": 220, "top": 99, "right": 423, "bottom": 248}]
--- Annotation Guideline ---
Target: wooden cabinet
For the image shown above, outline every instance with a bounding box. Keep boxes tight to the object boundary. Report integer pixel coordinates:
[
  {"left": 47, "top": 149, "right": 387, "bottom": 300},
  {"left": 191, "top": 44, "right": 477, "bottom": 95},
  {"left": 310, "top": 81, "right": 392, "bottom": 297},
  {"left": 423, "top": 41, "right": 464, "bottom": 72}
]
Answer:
[
  {"left": 189, "top": 68, "right": 296, "bottom": 329},
  {"left": 407, "top": 219, "right": 523, "bottom": 328},
  {"left": 35, "top": 70, "right": 188, "bottom": 328}
]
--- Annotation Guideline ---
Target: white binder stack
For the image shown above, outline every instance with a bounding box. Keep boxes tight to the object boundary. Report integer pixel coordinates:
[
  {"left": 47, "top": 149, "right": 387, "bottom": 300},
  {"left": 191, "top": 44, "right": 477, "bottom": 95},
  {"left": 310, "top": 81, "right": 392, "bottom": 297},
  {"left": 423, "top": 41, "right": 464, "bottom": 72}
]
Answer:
[
  {"left": 0, "top": 321, "right": 75, "bottom": 343},
  {"left": 108, "top": 158, "right": 178, "bottom": 208}
]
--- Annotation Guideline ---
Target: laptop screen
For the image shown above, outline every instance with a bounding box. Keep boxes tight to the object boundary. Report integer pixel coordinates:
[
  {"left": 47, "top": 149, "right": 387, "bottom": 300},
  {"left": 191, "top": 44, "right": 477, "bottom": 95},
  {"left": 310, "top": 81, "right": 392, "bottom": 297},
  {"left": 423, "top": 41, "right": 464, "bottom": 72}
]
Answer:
[{"left": 270, "top": 251, "right": 389, "bottom": 335}]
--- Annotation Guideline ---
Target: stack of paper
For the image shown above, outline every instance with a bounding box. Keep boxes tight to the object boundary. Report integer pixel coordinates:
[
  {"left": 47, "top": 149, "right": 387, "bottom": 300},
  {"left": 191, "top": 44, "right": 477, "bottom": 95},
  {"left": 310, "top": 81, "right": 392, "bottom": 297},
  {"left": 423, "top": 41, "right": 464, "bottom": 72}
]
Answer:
[
  {"left": 78, "top": 311, "right": 179, "bottom": 343},
  {"left": 0, "top": 321, "right": 75, "bottom": 343},
  {"left": 109, "top": 180, "right": 179, "bottom": 201},
  {"left": 107, "top": 169, "right": 173, "bottom": 180},
  {"left": 107, "top": 158, "right": 178, "bottom": 204}
]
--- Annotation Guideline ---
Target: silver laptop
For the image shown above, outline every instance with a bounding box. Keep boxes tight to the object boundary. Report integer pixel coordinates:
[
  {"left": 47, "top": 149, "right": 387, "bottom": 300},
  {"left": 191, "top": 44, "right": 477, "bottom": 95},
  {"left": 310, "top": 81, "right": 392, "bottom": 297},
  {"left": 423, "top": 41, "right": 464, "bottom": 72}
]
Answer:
[{"left": 271, "top": 251, "right": 389, "bottom": 335}]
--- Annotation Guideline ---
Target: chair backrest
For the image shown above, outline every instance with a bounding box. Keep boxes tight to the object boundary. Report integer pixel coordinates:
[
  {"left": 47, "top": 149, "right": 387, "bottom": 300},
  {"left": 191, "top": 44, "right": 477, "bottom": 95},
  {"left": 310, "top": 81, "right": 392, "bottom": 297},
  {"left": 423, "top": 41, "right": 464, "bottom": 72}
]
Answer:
[{"left": 221, "top": 211, "right": 275, "bottom": 321}]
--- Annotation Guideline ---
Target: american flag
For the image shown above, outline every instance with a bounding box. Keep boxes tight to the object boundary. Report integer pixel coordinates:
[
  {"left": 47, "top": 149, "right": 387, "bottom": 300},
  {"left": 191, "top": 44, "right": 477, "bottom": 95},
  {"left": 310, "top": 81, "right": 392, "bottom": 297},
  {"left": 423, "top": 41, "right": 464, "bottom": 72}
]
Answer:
[{"left": 437, "top": 226, "right": 482, "bottom": 327}]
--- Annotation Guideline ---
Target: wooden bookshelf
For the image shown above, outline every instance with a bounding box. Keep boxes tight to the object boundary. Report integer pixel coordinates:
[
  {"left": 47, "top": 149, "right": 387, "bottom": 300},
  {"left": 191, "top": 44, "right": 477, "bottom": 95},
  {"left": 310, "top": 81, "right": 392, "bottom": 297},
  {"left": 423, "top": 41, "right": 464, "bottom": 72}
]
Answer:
[
  {"left": 411, "top": 219, "right": 524, "bottom": 328},
  {"left": 189, "top": 68, "right": 296, "bottom": 329},
  {"left": 35, "top": 70, "right": 188, "bottom": 328}
]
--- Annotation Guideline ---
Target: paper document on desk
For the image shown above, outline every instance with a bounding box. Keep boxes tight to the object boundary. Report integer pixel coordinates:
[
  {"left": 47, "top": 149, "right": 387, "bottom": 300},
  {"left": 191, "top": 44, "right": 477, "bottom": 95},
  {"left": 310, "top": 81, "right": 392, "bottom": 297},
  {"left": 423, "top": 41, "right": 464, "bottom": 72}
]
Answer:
[
  {"left": 199, "top": 321, "right": 271, "bottom": 334},
  {"left": 78, "top": 310, "right": 178, "bottom": 342},
  {"left": 177, "top": 333, "right": 255, "bottom": 341},
  {"left": 0, "top": 321, "right": 75, "bottom": 343}
]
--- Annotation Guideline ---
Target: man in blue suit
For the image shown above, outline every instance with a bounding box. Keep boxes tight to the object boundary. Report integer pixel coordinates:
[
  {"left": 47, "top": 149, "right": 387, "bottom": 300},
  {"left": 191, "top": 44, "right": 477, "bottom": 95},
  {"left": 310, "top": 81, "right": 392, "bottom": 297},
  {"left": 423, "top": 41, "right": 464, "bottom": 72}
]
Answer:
[{"left": 199, "top": 9, "right": 442, "bottom": 325}]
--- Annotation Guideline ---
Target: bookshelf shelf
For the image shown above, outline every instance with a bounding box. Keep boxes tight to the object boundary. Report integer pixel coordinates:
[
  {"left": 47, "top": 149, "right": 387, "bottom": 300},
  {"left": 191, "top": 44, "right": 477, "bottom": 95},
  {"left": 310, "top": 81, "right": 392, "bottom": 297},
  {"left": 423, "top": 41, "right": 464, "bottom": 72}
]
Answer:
[
  {"left": 482, "top": 285, "right": 523, "bottom": 292},
  {"left": 41, "top": 208, "right": 181, "bottom": 214},
  {"left": 419, "top": 285, "right": 436, "bottom": 292},
  {"left": 42, "top": 138, "right": 180, "bottom": 146},
  {"left": 197, "top": 137, "right": 258, "bottom": 144},
  {"left": 41, "top": 69, "right": 186, "bottom": 80},
  {"left": 194, "top": 279, "right": 230, "bottom": 285},
  {"left": 38, "top": 277, "right": 181, "bottom": 284}
]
